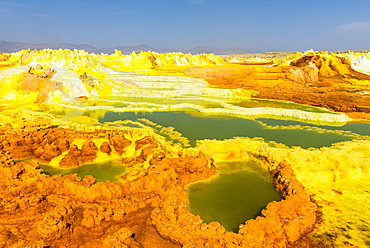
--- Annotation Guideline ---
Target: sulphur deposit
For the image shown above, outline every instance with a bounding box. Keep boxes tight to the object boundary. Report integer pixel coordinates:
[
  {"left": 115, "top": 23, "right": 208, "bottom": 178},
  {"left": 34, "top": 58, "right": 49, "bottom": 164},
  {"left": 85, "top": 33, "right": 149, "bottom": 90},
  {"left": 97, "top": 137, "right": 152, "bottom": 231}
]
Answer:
[{"left": 0, "top": 49, "right": 370, "bottom": 247}]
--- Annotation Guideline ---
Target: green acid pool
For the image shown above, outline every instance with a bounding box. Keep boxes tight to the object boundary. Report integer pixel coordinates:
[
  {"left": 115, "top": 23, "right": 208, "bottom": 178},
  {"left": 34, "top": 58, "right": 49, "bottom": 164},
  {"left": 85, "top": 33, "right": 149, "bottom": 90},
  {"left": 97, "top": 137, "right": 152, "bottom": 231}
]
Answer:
[
  {"left": 187, "top": 170, "right": 281, "bottom": 233},
  {"left": 39, "top": 96, "right": 369, "bottom": 149},
  {"left": 100, "top": 111, "right": 355, "bottom": 148},
  {"left": 39, "top": 160, "right": 126, "bottom": 182},
  {"left": 42, "top": 107, "right": 357, "bottom": 148}
]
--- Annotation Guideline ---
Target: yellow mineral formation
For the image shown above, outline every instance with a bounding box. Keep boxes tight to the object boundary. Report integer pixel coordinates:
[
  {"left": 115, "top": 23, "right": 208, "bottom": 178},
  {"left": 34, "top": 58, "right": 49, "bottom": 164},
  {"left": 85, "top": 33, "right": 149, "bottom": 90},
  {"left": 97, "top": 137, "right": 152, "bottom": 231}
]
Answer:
[
  {"left": 0, "top": 49, "right": 229, "bottom": 108},
  {"left": 1, "top": 49, "right": 370, "bottom": 120},
  {"left": 0, "top": 49, "right": 370, "bottom": 247}
]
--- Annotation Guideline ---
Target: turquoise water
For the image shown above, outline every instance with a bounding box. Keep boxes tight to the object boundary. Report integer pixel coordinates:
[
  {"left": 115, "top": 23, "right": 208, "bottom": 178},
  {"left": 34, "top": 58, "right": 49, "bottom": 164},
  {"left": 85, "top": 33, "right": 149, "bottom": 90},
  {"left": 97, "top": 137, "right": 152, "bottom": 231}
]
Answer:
[
  {"left": 39, "top": 160, "right": 126, "bottom": 182},
  {"left": 187, "top": 170, "right": 281, "bottom": 232}
]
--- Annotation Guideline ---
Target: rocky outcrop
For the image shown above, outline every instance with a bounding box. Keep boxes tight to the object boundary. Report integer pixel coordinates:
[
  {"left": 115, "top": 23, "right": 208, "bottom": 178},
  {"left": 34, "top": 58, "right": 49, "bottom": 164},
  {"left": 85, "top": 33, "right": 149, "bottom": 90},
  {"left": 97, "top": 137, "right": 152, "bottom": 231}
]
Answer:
[
  {"left": 289, "top": 53, "right": 352, "bottom": 78},
  {"left": 20, "top": 65, "right": 62, "bottom": 103},
  {"left": 60, "top": 140, "right": 98, "bottom": 168},
  {"left": 286, "top": 62, "right": 319, "bottom": 83},
  {"left": 108, "top": 133, "right": 132, "bottom": 156}
]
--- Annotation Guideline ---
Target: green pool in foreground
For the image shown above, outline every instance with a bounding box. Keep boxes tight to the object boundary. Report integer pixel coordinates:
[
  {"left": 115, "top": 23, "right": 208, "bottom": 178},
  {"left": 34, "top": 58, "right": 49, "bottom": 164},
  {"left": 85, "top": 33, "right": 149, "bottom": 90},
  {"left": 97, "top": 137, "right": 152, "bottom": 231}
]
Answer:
[{"left": 187, "top": 170, "right": 281, "bottom": 233}]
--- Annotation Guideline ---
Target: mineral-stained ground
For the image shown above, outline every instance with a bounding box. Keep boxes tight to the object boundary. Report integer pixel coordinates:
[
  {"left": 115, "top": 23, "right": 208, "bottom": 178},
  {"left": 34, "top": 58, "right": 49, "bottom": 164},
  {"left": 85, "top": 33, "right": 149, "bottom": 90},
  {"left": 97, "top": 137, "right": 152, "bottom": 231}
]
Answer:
[{"left": 0, "top": 49, "right": 370, "bottom": 247}]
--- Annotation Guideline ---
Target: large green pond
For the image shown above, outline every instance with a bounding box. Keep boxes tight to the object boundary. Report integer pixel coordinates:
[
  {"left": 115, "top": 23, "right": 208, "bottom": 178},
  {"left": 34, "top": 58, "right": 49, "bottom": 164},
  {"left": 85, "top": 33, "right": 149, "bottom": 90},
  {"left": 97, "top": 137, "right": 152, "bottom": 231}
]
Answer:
[
  {"left": 100, "top": 111, "right": 355, "bottom": 148},
  {"left": 42, "top": 107, "right": 359, "bottom": 148},
  {"left": 187, "top": 170, "right": 281, "bottom": 232},
  {"left": 40, "top": 94, "right": 370, "bottom": 149}
]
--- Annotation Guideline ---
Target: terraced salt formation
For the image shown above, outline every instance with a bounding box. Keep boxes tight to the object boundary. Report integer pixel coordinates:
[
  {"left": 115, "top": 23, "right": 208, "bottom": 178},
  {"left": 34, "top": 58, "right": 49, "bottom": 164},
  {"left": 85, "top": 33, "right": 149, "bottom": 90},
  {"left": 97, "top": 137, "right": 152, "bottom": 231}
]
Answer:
[{"left": 0, "top": 49, "right": 352, "bottom": 123}]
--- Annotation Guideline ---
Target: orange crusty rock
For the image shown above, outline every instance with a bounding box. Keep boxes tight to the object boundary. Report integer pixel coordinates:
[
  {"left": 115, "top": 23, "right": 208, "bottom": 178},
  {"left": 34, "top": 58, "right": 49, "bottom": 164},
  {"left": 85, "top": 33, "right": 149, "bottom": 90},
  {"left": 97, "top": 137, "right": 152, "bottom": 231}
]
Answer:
[{"left": 0, "top": 125, "right": 320, "bottom": 247}]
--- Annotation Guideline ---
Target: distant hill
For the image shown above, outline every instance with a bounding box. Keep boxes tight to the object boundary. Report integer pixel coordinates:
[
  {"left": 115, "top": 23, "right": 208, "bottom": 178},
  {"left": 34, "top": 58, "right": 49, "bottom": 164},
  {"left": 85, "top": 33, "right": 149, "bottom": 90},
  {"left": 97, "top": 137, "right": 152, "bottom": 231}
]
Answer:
[
  {"left": 0, "top": 40, "right": 100, "bottom": 53},
  {"left": 0, "top": 40, "right": 256, "bottom": 55}
]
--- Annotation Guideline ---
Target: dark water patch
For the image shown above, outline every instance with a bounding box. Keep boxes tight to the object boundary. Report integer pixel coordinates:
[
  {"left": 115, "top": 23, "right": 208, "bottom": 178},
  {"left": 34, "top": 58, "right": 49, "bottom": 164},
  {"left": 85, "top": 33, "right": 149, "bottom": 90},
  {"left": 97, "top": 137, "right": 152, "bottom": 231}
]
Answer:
[
  {"left": 39, "top": 160, "right": 126, "bottom": 182},
  {"left": 187, "top": 171, "right": 281, "bottom": 233}
]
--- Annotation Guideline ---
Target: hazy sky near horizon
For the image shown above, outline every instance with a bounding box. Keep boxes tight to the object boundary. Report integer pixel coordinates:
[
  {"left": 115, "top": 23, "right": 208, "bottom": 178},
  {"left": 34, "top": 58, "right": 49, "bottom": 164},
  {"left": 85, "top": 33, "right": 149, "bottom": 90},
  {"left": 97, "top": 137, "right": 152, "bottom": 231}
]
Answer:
[{"left": 1, "top": 0, "right": 370, "bottom": 52}]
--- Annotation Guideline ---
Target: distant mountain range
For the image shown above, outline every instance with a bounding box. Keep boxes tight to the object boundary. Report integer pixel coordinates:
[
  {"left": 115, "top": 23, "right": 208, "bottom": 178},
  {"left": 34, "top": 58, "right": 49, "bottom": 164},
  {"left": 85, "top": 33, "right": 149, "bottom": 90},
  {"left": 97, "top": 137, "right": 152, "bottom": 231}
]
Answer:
[{"left": 0, "top": 40, "right": 256, "bottom": 55}]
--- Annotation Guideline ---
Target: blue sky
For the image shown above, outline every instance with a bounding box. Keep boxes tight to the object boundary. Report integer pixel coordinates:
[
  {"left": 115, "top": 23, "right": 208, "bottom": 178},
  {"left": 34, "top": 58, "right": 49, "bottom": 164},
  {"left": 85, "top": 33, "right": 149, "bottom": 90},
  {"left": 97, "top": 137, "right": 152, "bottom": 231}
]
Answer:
[{"left": 1, "top": 0, "right": 370, "bottom": 51}]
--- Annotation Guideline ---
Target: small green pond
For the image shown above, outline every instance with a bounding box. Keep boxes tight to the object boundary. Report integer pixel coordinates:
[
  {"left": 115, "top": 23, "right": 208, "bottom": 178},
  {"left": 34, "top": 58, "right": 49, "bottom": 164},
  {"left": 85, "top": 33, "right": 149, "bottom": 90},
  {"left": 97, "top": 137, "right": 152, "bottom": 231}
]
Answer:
[
  {"left": 187, "top": 170, "right": 281, "bottom": 233},
  {"left": 39, "top": 160, "right": 126, "bottom": 182}
]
